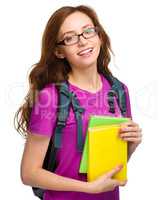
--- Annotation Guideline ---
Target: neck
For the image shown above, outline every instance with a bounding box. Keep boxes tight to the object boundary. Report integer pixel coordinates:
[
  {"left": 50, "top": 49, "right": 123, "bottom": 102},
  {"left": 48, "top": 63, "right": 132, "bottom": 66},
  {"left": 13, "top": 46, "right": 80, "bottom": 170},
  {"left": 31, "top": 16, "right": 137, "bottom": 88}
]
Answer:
[{"left": 68, "top": 64, "right": 102, "bottom": 92}]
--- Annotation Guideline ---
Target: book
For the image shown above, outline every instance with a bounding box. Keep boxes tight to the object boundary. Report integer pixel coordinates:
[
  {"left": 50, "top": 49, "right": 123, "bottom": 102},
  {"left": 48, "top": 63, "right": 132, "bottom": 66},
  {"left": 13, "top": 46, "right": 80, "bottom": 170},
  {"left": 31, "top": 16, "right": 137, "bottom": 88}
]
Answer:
[
  {"left": 87, "top": 124, "right": 127, "bottom": 182},
  {"left": 79, "top": 115, "right": 130, "bottom": 174}
]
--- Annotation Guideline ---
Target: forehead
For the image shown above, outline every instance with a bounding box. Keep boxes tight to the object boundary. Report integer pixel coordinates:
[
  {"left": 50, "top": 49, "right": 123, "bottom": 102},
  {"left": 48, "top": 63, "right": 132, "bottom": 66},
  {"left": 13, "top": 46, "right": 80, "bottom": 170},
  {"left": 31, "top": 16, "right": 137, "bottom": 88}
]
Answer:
[{"left": 59, "top": 11, "right": 94, "bottom": 37}]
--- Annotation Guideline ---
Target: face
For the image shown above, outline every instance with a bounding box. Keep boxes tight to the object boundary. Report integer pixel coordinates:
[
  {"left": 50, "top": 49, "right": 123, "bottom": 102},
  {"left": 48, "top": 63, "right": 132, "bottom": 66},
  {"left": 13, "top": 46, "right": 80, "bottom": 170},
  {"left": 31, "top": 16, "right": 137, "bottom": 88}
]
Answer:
[{"left": 55, "top": 11, "right": 102, "bottom": 70}]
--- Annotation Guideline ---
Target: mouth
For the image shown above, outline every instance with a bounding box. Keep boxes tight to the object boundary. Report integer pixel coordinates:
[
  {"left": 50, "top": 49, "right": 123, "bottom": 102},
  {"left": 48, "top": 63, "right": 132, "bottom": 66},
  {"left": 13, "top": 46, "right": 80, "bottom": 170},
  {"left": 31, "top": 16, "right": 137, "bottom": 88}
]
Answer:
[{"left": 77, "top": 47, "right": 94, "bottom": 56}]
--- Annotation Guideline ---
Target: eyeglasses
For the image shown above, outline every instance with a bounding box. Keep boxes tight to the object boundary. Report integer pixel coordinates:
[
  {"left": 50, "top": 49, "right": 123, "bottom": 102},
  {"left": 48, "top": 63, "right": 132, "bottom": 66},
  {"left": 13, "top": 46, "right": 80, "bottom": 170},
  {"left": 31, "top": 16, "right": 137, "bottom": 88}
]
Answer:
[{"left": 56, "top": 26, "right": 99, "bottom": 46}]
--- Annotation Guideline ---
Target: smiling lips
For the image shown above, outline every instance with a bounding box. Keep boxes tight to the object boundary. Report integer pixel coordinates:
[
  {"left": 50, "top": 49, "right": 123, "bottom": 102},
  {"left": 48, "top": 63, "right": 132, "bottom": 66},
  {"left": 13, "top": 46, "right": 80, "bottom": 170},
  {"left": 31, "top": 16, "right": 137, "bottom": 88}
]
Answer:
[{"left": 77, "top": 47, "right": 93, "bottom": 56}]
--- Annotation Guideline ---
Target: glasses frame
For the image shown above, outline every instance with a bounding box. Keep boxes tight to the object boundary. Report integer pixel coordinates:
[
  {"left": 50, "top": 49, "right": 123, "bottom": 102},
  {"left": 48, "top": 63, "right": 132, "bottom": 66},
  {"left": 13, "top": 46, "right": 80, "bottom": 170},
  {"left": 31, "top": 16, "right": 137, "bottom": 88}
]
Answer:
[{"left": 56, "top": 26, "right": 99, "bottom": 46}]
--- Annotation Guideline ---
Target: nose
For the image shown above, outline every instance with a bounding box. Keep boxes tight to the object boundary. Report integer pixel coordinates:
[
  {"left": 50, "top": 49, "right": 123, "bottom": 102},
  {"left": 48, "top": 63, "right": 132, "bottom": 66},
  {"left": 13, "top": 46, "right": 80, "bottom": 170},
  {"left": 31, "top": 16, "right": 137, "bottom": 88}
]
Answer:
[{"left": 78, "top": 35, "right": 88, "bottom": 46}]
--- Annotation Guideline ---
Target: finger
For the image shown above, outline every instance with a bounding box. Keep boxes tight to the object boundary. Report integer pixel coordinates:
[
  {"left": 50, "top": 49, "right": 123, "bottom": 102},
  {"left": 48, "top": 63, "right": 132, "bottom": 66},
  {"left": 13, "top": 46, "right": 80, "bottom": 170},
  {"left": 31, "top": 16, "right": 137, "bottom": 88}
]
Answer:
[
  {"left": 120, "top": 132, "right": 138, "bottom": 138},
  {"left": 122, "top": 137, "right": 142, "bottom": 143},
  {"left": 120, "top": 126, "right": 142, "bottom": 133},
  {"left": 112, "top": 179, "right": 127, "bottom": 187},
  {"left": 118, "top": 180, "right": 128, "bottom": 186},
  {"left": 106, "top": 164, "right": 123, "bottom": 178},
  {"left": 120, "top": 132, "right": 142, "bottom": 138}
]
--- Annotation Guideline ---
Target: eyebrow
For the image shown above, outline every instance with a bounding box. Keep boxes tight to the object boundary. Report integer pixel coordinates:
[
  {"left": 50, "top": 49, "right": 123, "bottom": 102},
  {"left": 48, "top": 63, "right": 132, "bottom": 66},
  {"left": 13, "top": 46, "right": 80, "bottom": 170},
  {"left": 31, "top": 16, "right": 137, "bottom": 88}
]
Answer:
[{"left": 61, "top": 24, "right": 93, "bottom": 38}]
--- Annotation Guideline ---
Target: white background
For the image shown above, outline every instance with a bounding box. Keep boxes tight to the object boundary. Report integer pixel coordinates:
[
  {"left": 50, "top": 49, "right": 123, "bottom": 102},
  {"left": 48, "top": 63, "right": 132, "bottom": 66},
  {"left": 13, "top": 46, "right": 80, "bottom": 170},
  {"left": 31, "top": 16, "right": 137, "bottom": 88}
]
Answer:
[{"left": 0, "top": 0, "right": 160, "bottom": 199}]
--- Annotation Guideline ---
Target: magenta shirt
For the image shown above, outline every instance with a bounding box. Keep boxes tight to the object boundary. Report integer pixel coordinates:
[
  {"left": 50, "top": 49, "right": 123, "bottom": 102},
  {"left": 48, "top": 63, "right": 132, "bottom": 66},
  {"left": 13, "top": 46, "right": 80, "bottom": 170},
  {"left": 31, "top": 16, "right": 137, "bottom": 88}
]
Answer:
[{"left": 28, "top": 74, "right": 132, "bottom": 200}]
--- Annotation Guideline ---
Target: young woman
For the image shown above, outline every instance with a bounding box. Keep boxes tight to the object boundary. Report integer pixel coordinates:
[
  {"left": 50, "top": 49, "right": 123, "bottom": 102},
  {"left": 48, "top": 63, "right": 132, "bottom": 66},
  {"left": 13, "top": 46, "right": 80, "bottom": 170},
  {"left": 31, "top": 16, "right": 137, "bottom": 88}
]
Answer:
[{"left": 14, "top": 5, "right": 142, "bottom": 200}]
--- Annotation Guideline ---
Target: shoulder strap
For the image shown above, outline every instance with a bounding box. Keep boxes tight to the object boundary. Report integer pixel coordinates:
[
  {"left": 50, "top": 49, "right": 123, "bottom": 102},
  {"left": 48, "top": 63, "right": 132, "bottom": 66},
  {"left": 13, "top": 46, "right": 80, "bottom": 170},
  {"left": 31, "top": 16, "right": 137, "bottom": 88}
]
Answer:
[
  {"left": 41, "top": 81, "right": 84, "bottom": 172},
  {"left": 54, "top": 81, "right": 72, "bottom": 149},
  {"left": 101, "top": 70, "right": 127, "bottom": 117},
  {"left": 54, "top": 81, "right": 85, "bottom": 152},
  {"left": 70, "top": 91, "right": 85, "bottom": 152},
  {"left": 111, "top": 76, "right": 127, "bottom": 116}
]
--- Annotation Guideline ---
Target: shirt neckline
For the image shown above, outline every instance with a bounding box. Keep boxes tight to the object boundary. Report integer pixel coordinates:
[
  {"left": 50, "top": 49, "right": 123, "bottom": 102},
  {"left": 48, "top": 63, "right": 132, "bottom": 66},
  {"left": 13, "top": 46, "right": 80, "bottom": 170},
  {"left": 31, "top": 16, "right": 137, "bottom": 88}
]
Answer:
[{"left": 68, "top": 73, "right": 104, "bottom": 95}]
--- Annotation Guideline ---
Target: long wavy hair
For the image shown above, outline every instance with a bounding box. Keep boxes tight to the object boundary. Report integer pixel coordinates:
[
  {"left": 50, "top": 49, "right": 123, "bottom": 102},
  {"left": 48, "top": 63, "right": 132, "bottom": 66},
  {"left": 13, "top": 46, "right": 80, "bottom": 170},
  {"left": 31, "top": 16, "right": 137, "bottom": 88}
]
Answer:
[{"left": 14, "top": 5, "right": 114, "bottom": 138}]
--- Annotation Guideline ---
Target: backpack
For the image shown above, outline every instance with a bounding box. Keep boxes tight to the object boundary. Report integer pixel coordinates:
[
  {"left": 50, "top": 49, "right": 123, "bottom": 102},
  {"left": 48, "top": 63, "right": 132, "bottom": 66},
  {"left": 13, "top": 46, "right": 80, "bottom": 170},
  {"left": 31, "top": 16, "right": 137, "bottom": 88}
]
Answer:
[{"left": 32, "top": 70, "right": 128, "bottom": 199}]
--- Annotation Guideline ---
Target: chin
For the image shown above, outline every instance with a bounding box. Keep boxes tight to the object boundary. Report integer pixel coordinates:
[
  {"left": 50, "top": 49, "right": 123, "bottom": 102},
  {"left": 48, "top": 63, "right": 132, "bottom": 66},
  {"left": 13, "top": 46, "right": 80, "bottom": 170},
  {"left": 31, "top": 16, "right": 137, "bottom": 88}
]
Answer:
[{"left": 77, "top": 60, "right": 98, "bottom": 69}]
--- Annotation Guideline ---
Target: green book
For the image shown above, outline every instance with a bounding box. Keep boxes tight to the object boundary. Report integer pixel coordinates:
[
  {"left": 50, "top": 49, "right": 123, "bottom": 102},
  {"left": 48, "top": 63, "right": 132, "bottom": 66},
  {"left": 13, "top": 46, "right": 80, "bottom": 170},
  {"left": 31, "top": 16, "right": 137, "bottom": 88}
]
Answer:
[{"left": 79, "top": 115, "right": 130, "bottom": 173}]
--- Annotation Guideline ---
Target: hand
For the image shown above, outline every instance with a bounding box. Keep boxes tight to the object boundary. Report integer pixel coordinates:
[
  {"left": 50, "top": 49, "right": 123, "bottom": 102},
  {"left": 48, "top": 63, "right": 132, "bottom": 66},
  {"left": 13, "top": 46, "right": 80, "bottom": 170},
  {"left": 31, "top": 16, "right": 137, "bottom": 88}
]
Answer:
[
  {"left": 119, "top": 120, "right": 143, "bottom": 158},
  {"left": 87, "top": 165, "right": 127, "bottom": 194}
]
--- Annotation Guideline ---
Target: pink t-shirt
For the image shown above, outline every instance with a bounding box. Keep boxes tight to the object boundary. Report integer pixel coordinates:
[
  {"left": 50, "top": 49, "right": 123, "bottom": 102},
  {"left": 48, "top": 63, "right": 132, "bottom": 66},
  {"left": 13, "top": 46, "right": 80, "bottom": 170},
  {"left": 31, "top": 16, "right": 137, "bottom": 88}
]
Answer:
[{"left": 28, "top": 73, "right": 132, "bottom": 200}]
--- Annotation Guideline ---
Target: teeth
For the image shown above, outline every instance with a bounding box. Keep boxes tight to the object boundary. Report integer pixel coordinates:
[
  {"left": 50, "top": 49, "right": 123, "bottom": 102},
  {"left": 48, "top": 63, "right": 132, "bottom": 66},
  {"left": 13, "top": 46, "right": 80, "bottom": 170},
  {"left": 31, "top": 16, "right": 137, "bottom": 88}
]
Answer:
[{"left": 78, "top": 48, "right": 93, "bottom": 55}]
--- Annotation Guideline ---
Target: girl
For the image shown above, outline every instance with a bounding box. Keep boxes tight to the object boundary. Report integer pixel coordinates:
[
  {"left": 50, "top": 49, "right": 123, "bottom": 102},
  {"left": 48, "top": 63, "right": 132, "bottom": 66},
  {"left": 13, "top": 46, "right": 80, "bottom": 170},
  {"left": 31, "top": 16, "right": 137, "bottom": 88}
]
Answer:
[{"left": 14, "top": 5, "right": 142, "bottom": 200}]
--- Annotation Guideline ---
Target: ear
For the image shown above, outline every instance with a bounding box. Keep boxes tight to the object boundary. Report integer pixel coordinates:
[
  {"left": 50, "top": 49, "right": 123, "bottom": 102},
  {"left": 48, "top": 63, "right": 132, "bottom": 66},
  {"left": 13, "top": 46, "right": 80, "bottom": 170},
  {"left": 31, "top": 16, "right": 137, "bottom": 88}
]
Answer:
[{"left": 54, "top": 47, "right": 65, "bottom": 59}]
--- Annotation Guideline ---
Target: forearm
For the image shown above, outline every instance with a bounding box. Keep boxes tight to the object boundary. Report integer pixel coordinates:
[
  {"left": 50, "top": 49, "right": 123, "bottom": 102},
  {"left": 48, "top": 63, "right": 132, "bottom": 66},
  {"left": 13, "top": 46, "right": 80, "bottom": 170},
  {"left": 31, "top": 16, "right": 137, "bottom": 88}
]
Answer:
[
  {"left": 127, "top": 143, "right": 137, "bottom": 161},
  {"left": 22, "top": 168, "right": 89, "bottom": 193},
  {"left": 127, "top": 150, "right": 132, "bottom": 162}
]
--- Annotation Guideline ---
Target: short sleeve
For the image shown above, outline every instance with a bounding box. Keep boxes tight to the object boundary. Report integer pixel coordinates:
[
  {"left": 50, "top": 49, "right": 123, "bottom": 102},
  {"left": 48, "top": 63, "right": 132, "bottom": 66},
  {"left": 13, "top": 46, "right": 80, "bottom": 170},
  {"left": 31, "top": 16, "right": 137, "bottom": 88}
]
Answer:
[
  {"left": 122, "top": 83, "right": 133, "bottom": 119},
  {"left": 27, "top": 84, "right": 58, "bottom": 137}
]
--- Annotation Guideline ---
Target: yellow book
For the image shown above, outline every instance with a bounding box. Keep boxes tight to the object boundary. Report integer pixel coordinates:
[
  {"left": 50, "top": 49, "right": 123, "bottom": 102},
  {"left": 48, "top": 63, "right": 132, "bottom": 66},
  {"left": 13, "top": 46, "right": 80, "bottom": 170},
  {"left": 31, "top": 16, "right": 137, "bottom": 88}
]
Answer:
[{"left": 88, "top": 124, "right": 127, "bottom": 182}]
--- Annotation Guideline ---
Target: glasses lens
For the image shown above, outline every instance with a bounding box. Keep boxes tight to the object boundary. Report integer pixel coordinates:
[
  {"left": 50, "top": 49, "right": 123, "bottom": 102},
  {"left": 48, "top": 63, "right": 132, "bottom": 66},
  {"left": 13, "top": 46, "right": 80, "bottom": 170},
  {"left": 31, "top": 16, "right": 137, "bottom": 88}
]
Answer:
[
  {"left": 83, "top": 27, "right": 97, "bottom": 38},
  {"left": 64, "top": 35, "right": 78, "bottom": 45}
]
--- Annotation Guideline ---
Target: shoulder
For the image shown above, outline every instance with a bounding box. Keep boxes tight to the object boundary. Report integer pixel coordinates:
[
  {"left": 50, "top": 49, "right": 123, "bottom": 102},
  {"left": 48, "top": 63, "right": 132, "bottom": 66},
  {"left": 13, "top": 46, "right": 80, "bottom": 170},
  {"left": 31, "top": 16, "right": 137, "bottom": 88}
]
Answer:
[
  {"left": 28, "top": 83, "right": 59, "bottom": 137},
  {"left": 115, "top": 78, "right": 131, "bottom": 98},
  {"left": 35, "top": 83, "right": 58, "bottom": 108},
  {"left": 120, "top": 81, "right": 130, "bottom": 97},
  {"left": 101, "top": 73, "right": 129, "bottom": 92},
  {"left": 119, "top": 80, "right": 129, "bottom": 93}
]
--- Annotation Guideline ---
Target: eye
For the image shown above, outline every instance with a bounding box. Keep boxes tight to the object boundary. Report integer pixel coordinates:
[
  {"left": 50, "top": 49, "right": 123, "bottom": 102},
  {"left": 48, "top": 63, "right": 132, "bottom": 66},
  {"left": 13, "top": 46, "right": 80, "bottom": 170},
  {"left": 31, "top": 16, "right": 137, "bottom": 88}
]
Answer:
[
  {"left": 84, "top": 27, "right": 95, "bottom": 34},
  {"left": 64, "top": 36, "right": 74, "bottom": 42}
]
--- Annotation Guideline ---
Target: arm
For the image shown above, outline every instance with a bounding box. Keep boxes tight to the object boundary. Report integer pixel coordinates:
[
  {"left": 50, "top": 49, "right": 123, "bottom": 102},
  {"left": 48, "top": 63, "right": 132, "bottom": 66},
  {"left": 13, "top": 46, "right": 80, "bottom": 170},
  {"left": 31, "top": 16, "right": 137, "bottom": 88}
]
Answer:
[
  {"left": 21, "top": 132, "right": 89, "bottom": 193},
  {"left": 127, "top": 144, "right": 135, "bottom": 161}
]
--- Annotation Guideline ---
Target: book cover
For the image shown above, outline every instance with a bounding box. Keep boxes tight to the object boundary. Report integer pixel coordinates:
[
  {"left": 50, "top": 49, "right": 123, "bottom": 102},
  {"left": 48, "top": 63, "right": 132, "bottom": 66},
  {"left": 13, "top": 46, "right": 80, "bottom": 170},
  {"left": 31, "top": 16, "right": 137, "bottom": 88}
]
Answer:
[
  {"left": 79, "top": 116, "right": 129, "bottom": 173},
  {"left": 87, "top": 124, "right": 127, "bottom": 182}
]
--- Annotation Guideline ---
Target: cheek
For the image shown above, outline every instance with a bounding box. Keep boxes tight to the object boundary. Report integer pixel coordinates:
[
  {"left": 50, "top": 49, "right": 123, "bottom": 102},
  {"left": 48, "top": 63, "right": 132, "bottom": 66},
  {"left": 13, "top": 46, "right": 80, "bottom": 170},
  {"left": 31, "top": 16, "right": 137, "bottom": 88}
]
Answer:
[
  {"left": 65, "top": 50, "right": 77, "bottom": 63},
  {"left": 92, "top": 40, "right": 101, "bottom": 57},
  {"left": 96, "top": 38, "right": 102, "bottom": 50},
  {"left": 95, "top": 42, "right": 101, "bottom": 53},
  {"left": 92, "top": 36, "right": 101, "bottom": 51}
]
